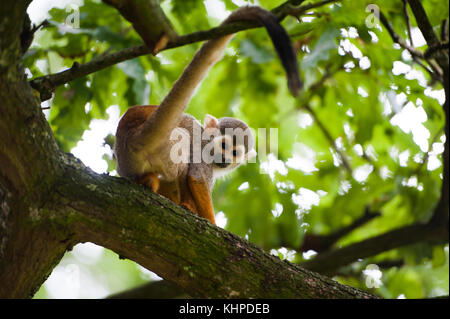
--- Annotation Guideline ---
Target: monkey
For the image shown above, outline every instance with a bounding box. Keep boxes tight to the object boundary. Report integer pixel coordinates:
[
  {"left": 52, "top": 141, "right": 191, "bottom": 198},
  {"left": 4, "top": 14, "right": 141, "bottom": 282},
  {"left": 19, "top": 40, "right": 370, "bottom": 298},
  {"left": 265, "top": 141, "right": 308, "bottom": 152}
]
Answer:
[{"left": 114, "top": 6, "right": 301, "bottom": 225}]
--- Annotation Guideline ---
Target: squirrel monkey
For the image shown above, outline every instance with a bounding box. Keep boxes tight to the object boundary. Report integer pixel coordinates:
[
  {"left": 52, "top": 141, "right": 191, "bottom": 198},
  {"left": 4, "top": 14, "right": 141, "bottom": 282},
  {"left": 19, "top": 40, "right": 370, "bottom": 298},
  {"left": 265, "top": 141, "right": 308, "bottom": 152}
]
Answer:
[{"left": 114, "top": 6, "right": 301, "bottom": 224}]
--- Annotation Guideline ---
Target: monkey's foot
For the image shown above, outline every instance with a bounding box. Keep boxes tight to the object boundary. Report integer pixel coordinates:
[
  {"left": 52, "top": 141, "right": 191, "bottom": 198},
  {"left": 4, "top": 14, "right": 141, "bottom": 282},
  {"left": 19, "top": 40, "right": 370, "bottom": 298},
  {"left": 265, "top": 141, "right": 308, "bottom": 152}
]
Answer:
[{"left": 138, "top": 173, "right": 160, "bottom": 192}]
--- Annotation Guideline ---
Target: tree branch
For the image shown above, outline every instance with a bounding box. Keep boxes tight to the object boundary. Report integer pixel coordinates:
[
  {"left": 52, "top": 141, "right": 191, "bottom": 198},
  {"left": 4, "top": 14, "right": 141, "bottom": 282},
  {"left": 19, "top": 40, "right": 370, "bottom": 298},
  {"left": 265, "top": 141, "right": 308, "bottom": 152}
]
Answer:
[
  {"left": 407, "top": 0, "right": 449, "bottom": 75},
  {"left": 298, "top": 208, "right": 381, "bottom": 253},
  {"left": 304, "top": 103, "right": 353, "bottom": 174},
  {"left": 424, "top": 42, "right": 449, "bottom": 59},
  {"left": 102, "top": 0, "right": 177, "bottom": 53},
  {"left": 301, "top": 219, "right": 448, "bottom": 274},
  {"left": 402, "top": 0, "right": 414, "bottom": 47},
  {"left": 40, "top": 155, "right": 377, "bottom": 299},
  {"left": 379, "top": 11, "right": 424, "bottom": 59},
  {"left": 407, "top": 0, "right": 440, "bottom": 46},
  {"left": 379, "top": 9, "right": 445, "bottom": 83},
  {"left": 29, "top": 0, "right": 338, "bottom": 101}
]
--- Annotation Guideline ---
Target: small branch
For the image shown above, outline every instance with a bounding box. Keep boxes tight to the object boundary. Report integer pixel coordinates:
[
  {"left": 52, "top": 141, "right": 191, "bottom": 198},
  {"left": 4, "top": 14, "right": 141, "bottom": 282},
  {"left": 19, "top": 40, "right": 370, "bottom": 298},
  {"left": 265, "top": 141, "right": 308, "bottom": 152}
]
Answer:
[
  {"left": 29, "top": 0, "right": 339, "bottom": 101},
  {"left": 379, "top": 8, "right": 446, "bottom": 83},
  {"left": 102, "top": 0, "right": 177, "bottom": 53},
  {"left": 407, "top": 0, "right": 449, "bottom": 75},
  {"left": 43, "top": 155, "right": 378, "bottom": 299},
  {"left": 301, "top": 220, "right": 448, "bottom": 274},
  {"left": 407, "top": 0, "right": 440, "bottom": 46},
  {"left": 412, "top": 56, "right": 443, "bottom": 83},
  {"left": 413, "top": 128, "right": 444, "bottom": 175},
  {"left": 428, "top": 89, "right": 449, "bottom": 228},
  {"left": 335, "top": 259, "right": 405, "bottom": 278},
  {"left": 402, "top": 0, "right": 414, "bottom": 47},
  {"left": 379, "top": 11, "right": 424, "bottom": 59},
  {"left": 304, "top": 103, "right": 353, "bottom": 174},
  {"left": 299, "top": 208, "right": 381, "bottom": 253}
]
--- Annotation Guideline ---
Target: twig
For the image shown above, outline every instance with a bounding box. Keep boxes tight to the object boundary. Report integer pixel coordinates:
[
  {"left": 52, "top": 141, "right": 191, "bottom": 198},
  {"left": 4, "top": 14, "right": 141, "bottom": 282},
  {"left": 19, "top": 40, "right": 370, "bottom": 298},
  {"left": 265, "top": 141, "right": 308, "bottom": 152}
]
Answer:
[
  {"left": 413, "top": 56, "right": 443, "bottom": 83},
  {"left": 379, "top": 9, "right": 444, "bottom": 83},
  {"left": 402, "top": 0, "right": 414, "bottom": 47},
  {"left": 304, "top": 103, "right": 353, "bottom": 174},
  {"left": 379, "top": 11, "right": 424, "bottom": 58},
  {"left": 413, "top": 128, "right": 444, "bottom": 175}
]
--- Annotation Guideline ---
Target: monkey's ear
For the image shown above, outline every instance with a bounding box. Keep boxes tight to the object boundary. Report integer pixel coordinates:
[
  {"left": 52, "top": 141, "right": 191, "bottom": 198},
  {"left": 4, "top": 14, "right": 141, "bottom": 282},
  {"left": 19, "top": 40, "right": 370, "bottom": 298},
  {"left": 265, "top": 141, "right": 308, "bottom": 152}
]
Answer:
[{"left": 204, "top": 114, "right": 219, "bottom": 129}]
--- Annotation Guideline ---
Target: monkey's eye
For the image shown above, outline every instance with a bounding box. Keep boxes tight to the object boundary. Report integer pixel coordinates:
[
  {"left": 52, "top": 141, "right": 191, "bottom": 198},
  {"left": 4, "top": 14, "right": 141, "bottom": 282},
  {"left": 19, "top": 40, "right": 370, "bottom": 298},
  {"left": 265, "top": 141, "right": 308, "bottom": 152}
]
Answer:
[
  {"left": 221, "top": 141, "right": 228, "bottom": 150},
  {"left": 232, "top": 150, "right": 239, "bottom": 157}
]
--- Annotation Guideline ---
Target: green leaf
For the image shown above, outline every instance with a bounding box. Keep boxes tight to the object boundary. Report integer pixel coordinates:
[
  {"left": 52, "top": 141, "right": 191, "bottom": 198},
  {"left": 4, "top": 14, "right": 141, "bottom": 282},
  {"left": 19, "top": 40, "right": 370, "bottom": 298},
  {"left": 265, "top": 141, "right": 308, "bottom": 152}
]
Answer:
[{"left": 301, "top": 25, "right": 340, "bottom": 69}]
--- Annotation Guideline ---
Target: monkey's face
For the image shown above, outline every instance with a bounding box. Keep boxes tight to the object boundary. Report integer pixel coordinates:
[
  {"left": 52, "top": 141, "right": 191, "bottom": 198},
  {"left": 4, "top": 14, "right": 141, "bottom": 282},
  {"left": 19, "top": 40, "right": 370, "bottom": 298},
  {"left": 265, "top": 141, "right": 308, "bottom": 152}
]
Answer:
[
  {"left": 212, "top": 134, "right": 246, "bottom": 169},
  {"left": 205, "top": 116, "right": 256, "bottom": 173}
]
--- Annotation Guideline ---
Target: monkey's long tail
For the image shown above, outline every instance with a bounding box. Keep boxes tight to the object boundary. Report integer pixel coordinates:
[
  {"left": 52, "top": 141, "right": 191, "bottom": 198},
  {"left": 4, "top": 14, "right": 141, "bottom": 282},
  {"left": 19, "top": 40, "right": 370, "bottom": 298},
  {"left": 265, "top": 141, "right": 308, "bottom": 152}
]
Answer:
[
  {"left": 135, "top": 6, "right": 301, "bottom": 151},
  {"left": 225, "top": 6, "right": 302, "bottom": 97}
]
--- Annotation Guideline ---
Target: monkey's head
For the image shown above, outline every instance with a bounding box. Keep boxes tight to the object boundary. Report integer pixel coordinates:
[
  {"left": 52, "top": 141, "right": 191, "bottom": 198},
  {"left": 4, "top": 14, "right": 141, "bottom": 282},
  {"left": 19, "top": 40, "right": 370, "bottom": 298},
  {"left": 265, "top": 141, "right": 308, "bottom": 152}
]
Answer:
[{"left": 204, "top": 115, "right": 256, "bottom": 174}]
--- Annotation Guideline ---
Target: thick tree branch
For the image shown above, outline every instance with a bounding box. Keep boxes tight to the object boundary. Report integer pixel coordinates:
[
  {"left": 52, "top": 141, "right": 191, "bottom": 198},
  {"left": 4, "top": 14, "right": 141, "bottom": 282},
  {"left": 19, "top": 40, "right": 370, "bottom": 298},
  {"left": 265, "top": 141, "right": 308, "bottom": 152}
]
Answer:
[
  {"left": 102, "top": 0, "right": 177, "bottom": 53},
  {"left": 38, "top": 155, "right": 376, "bottom": 299}
]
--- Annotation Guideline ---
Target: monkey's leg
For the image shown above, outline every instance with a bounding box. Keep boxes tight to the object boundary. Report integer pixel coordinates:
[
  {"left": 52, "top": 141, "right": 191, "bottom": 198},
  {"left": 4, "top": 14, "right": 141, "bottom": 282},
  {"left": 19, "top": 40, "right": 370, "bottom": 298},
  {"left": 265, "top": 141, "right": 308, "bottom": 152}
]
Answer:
[
  {"left": 179, "top": 175, "right": 198, "bottom": 214},
  {"left": 186, "top": 170, "right": 215, "bottom": 225},
  {"left": 138, "top": 173, "right": 159, "bottom": 192}
]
